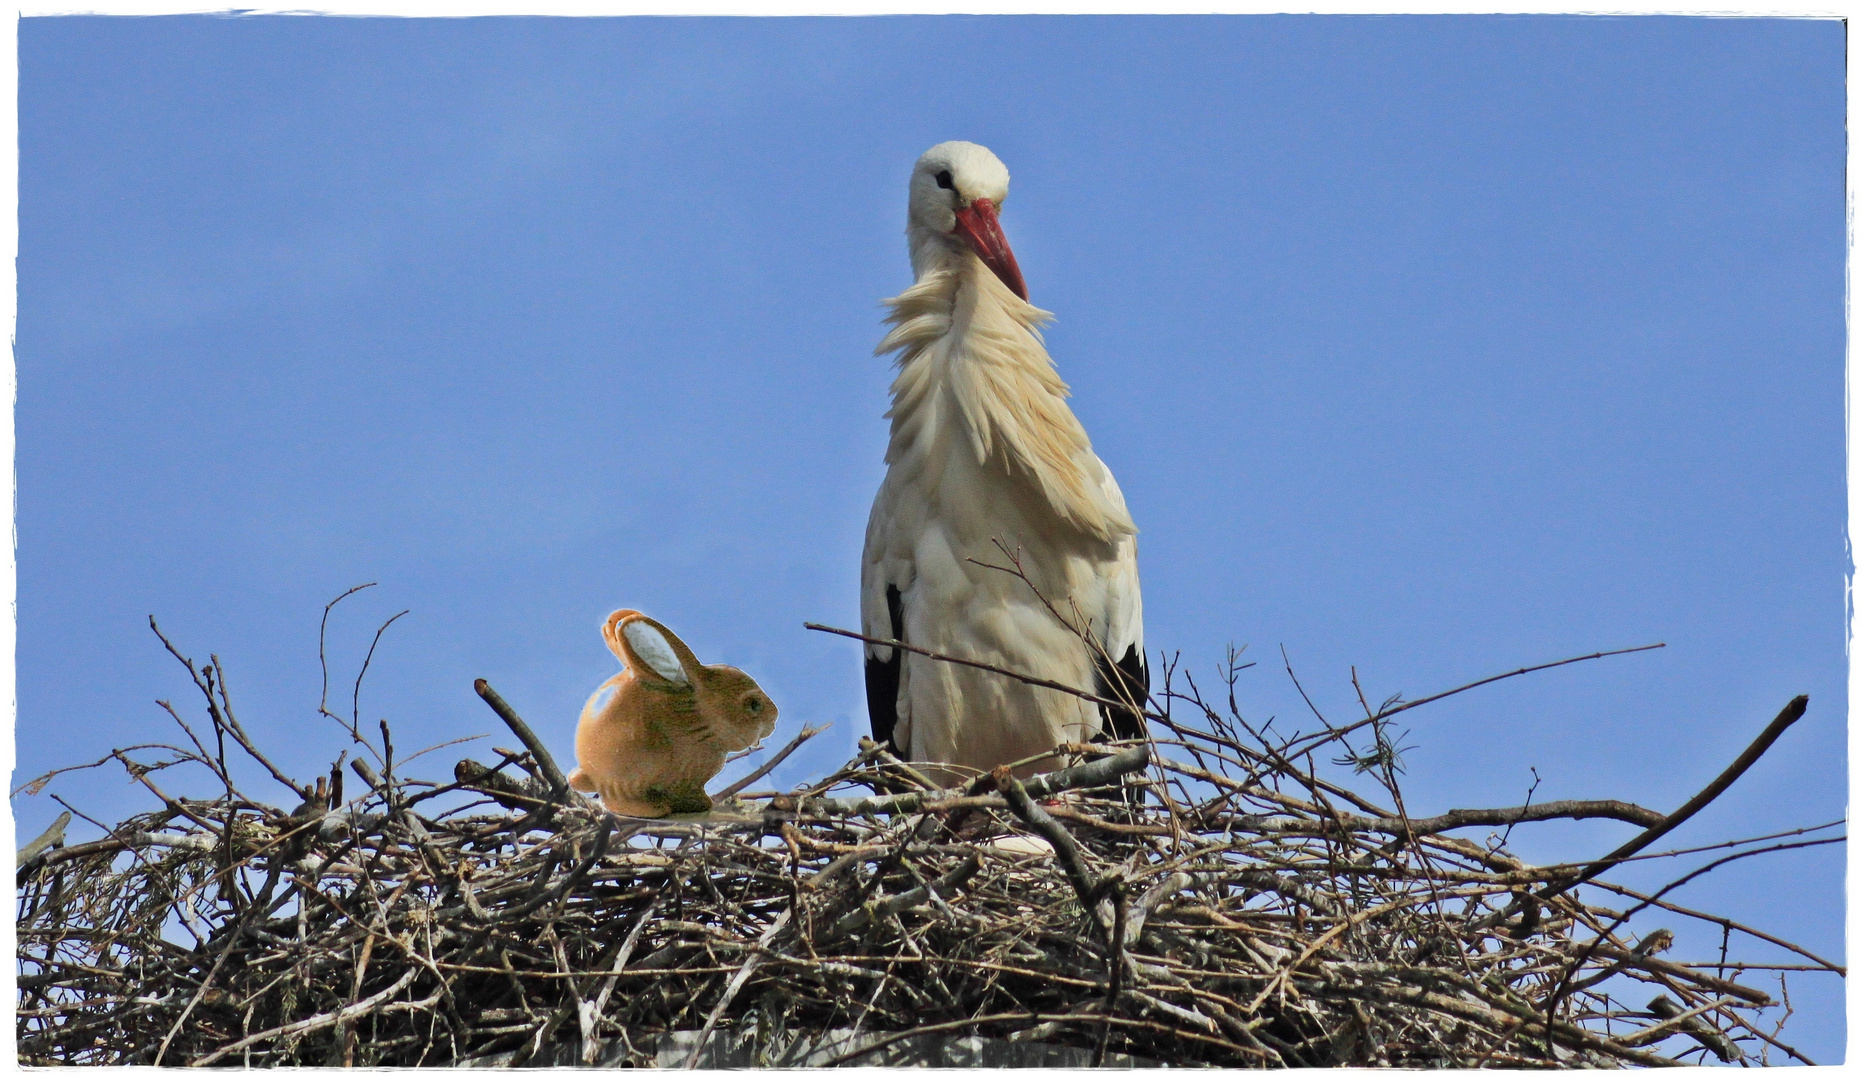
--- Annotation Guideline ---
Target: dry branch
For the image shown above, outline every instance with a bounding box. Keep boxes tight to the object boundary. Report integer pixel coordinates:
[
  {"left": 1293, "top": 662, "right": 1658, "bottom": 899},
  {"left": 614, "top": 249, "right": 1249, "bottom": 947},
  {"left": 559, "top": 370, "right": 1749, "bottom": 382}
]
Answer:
[
  {"left": 473, "top": 679, "right": 572, "bottom": 800},
  {"left": 715, "top": 723, "right": 829, "bottom": 801},
  {"left": 1541, "top": 695, "right": 1809, "bottom": 898}
]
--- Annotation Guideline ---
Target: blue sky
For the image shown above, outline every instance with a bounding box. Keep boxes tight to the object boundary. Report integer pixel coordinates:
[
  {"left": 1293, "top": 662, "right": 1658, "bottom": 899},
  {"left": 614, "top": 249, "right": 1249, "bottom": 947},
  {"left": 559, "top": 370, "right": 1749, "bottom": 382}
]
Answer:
[{"left": 15, "top": 14, "right": 1846, "bottom": 1058}]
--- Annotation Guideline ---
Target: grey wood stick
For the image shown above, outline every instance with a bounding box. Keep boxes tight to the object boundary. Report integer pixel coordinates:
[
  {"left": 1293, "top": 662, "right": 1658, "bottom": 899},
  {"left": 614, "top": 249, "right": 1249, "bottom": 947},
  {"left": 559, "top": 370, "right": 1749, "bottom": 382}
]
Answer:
[{"left": 474, "top": 679, "right": 572, "bottom": 800}]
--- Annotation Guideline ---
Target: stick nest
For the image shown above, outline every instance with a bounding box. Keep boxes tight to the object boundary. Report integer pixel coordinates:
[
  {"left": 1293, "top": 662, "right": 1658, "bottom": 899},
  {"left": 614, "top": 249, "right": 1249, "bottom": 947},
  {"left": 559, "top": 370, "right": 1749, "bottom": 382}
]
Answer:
[{"left": 15, "top": 626, "right": 1832, "bottom": 1067}]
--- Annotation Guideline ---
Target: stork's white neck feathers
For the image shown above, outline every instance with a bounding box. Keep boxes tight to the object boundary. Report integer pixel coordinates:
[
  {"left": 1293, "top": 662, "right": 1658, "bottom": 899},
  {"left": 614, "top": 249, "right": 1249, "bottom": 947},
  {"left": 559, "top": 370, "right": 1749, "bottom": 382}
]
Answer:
[{"left": 875, "top": 248, "right": 1136, "bottom": 544}]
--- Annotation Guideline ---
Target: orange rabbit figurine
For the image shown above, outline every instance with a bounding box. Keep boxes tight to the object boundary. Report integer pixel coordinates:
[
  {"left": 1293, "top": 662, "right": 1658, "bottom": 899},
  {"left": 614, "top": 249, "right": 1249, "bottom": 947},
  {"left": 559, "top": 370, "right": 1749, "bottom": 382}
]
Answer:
[{"left": 568, "top": 609, "right": 778, "bottom": 818}]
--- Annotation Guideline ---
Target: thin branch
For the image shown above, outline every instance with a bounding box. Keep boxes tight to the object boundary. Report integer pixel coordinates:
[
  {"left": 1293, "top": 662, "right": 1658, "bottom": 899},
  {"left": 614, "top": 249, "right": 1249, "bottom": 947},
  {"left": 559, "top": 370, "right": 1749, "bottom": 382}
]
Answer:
[
  {"left": 149, "top": 617, "right": 306, "bottom": 800},
  {"left": 1278, "top": 642, "right": 1668, "bottom": 762},
  {"left": 317, "top": 582, "right": 381, "bottom": 757},
  {"left": 1541, "top": 695, "right": 1809, "bottom": 898},
  {"left": 715, "top": 723, "right": 830, "bottom": 801},
  {"left": 1342, "top": 798, "right": 1665, "bottom": 837},
  {"left": 806, "top": 622, "right": 1147, "bottom": 719},
  {"left": 16, "top": 811, "right": 73, "bottom": 865},
  {"left": 352, "top": 609, "right": 410, "bottom": 733},
  {"left": 1582, "top": 879, "right": 1845, "bottom": 976},
  {"left": 1542, "top": 837, "right": 1842, "bottom": 1029},
  {"left": 189, "top": 969, "right": 424, "bottom": 1067},
  {"left": 997, "top": 769, "right": 1108, "bottom": 938},
  {"left": 472, "top": 679, "right": 572, "bottom": 800},
  {"left": 795, "top": 745, "right": 1150, "bottom": 817}
]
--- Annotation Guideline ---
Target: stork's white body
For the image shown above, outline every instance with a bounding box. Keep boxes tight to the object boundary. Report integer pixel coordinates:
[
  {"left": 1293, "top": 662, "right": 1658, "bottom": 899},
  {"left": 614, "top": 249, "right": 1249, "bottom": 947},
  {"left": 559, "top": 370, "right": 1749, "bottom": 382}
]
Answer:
[{"left": 862, "top": 142, "right": 1145, "bottom": 781}]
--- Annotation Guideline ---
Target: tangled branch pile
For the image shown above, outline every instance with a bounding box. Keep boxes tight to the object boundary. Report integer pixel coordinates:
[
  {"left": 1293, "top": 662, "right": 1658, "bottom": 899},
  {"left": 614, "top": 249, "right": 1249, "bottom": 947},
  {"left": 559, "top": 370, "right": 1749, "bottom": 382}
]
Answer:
[{"left": 16, "top": 623, "right": 1839, "bottom": 1067}]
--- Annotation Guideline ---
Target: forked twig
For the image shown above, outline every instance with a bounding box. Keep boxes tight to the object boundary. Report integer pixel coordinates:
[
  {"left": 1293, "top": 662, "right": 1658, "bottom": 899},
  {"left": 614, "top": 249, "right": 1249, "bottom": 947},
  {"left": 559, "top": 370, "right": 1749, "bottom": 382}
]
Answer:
[{"left": 317, "top": 583, "right": 383, "bottom": 760}]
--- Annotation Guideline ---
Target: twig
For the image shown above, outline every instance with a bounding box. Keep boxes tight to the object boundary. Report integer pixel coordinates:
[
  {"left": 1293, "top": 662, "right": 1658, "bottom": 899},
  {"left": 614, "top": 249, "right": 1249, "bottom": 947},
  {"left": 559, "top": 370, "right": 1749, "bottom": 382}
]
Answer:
[
  {"left": 1278, "top": 643, "right": 1667, "bottom": 762},
  {"left": 1339, "top": 799, "right": 1665, "bottom": 837},
  {"left": 150, "top": 617, "right": 307, "bottom": 800},
  {"left": 797, "top": 745, "right": 1149, "bottom": 817},
  {"left": 352, "top": 609, "right": 410, "bottom": 734},
  {"left": 16, "top": 811, "right": 72, "bottom": 865},
  {"left": 830, "top": 854, "right": 983, "bottom": 936},
  {"left": 1582, "top": 879, "right": 1845, "bottom": 976},
  {"left": 189, "top": 968, "right": 423, "bottom": 1066},
  {"left": 996, "top": 769, "right": 1107, "bottom": 937},
  {"left": 1638, "top": 995, "right": 1742, "bottom": 1061},
  {"left": 472, "top": 680, "right": 572, "bottom": 800},
  {"left": 858, "top": 736, "right": 946, "bottom": 791},
  {"left": 715, "top": 723, "right": 829, "bottom": 801},
  {"left": 1541, "top": 836, "right": 1841, "bottom": 1032},
  {"left": 1541, "top": 695, "right": 1809, "bottom": 898},
  {"left": 682, "top": 908, "right": 794, "bottom": 1068},
  {"left": 318, "top": 583, "right": 378, "bottom": 745},
  {"left": 806, "top": 622, "right": 1150, "bottom": 719}
]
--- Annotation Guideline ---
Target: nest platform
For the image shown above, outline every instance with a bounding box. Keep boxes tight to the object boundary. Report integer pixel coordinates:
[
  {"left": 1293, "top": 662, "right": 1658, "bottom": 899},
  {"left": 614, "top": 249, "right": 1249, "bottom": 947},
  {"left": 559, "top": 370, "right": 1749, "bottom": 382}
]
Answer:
[{"left": 15, "top": 631, "right": 1835, "bottom": 1067}]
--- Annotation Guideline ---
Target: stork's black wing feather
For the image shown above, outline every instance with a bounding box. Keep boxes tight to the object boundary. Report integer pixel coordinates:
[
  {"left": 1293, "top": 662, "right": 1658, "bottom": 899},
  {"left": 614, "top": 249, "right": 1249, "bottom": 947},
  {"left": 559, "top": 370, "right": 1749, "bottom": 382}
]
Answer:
[
  {"left": 1094, "top": 643, "right": 1150, "bottom": 743},
  {"left": 864, "top": 584, "right": 906, "bottom": 754}
]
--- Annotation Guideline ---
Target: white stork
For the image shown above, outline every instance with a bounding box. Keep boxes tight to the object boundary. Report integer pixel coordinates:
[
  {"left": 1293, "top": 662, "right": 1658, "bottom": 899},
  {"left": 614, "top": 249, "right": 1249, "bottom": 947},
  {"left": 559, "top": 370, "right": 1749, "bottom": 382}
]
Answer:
[{"left": 861, "top": 141, "right": 1147, "bottom": 781}]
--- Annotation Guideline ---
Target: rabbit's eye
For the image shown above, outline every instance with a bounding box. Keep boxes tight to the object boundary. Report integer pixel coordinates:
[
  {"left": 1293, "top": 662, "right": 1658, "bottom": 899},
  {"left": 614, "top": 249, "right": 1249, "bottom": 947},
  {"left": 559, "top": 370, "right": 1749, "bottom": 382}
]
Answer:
[{"left": 744, "top": 697, "right": 763, "bottom": 714}]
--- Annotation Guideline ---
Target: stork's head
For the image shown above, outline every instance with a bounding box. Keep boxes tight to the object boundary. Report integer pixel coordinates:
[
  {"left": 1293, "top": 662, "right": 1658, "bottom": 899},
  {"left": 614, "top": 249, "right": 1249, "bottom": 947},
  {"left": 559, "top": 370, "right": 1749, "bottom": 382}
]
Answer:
[{"left": 907, "top": 140, "right": 1028, "bottom": 301}]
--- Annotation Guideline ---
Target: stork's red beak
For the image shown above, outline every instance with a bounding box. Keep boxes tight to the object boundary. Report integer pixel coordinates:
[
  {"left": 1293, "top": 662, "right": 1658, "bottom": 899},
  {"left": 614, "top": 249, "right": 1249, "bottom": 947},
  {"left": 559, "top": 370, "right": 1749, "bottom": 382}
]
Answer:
[{"left": 953, "top": 198, "right": 1028, "bottom": 301}]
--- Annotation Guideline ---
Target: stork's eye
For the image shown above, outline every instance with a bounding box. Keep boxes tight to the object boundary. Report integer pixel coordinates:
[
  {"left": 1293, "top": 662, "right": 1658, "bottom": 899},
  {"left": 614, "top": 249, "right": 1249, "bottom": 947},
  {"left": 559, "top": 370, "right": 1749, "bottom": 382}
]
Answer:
[{"left": 935, "top": 170, "right": 954, "bottom": 190}]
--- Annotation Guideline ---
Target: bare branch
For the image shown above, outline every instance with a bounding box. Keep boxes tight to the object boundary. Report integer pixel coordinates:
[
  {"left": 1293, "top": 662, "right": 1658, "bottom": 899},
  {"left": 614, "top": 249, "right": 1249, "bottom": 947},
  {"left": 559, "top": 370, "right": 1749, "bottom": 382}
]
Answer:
[
  {"left": 715, "top": 723, "right": 830, "bottom": 801},
  {"left": 472, "top": 679, "right": 572, "bottom": 801},
  {"left": 1542, "top": 695, "right": 1809, "bottom": 898}
]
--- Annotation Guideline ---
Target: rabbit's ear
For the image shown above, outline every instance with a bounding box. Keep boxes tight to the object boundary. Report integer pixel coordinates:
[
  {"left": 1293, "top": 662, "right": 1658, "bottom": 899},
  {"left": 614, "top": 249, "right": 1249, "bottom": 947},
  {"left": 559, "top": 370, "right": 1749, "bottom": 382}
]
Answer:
[
  {"left": 620, "top": 620, "right": 691, "bottom": 687},
  {"left": 600, "top": 609, "right": 647, "bottom": 665},
  {"left": 624, "top": 615, "right": 707, "bottom": 681}
]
